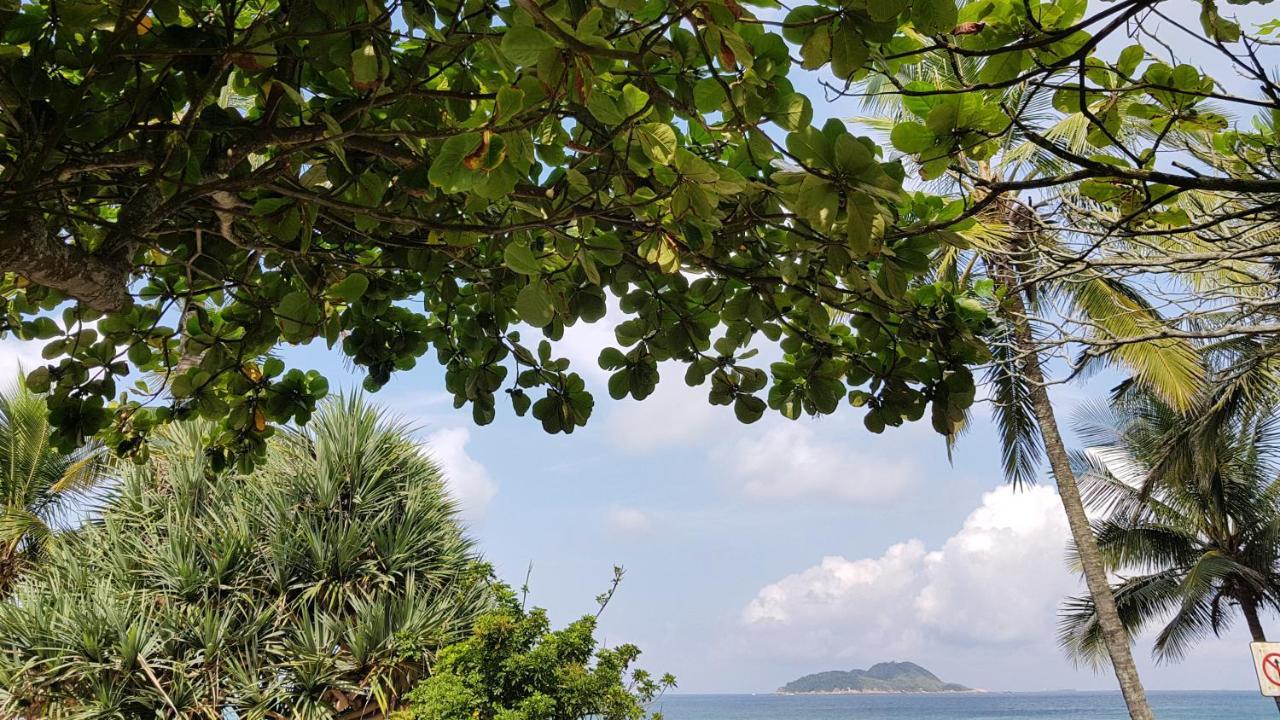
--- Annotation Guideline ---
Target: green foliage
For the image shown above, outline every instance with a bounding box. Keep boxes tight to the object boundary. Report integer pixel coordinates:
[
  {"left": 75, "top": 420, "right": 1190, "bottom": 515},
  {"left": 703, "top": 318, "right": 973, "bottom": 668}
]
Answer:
[
  {"left": 402, "top": 589, "right": 674, "bottom": 720},
  {"left": 0, "top": 0, "right": 990, "bottom": 463},
  {"left": 0, "top": 395, "right": 492, "bottom": 718},
  {"left": 0, "top": 375, "right": 107, "bottom": 594}
]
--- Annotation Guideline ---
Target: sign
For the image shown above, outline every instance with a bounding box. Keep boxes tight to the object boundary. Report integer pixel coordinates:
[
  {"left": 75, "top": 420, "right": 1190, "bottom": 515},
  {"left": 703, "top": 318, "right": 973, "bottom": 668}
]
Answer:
[{"left": 1251, "top": 642, "right": 1280, "bottom": 696}]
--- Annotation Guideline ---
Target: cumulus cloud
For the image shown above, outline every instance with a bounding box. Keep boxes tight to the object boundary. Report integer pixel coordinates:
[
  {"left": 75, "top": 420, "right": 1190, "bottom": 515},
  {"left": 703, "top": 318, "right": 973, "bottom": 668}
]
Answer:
[
  {"left": 717, "top": 423, "right": 916, "bottom": 503},
  {"left": 606, "top": 506, "right": 655, "bottom": 535},
  {"left": 423, "top": 428, "right": 498, "bottom": 519},
  {"left": 740, "top": 485, "right": 1075, "bottom": 659}
]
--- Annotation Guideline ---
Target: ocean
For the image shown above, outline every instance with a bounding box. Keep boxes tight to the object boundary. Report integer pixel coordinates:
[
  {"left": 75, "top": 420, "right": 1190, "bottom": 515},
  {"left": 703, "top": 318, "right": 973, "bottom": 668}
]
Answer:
[{"left": 652, "top": 692, "right": 1278, "bottom": 719}]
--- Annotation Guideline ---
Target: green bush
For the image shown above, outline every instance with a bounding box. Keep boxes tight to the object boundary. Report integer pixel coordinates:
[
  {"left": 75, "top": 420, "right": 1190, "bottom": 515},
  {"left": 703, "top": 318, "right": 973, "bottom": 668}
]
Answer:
[
  {"left": 0, "top": 395, "right": 491, "bottom": 719},
  {"left": 403, "top": 587, "right": 674, "bottom": 720}
]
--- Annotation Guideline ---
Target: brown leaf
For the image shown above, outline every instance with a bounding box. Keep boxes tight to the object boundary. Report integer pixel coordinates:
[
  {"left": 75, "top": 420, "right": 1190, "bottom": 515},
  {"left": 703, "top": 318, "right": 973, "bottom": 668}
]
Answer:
[
  {"left": 951, "top": 21, "right": 986, "bottom": 35},
  {"left": 719, "top": 40, "right": 736, "bottom": 69},
  {"left": 462, "top": 132, "right": 491, "bottom": 171},
  {"left": 242, "top": 363, "right": 263, "bottom": 382}
]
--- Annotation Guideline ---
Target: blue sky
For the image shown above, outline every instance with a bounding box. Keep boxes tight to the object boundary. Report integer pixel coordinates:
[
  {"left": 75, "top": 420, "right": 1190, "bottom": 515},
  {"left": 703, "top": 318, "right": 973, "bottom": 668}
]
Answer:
[
  {"left": 3, "top": 0, "right": 1276, "bottom": 696},
  {"left": 351, "top": 3, "right": 1274, "bottom": 693},
  {"left": 224, "top": 309, "right": 1271, "bottom": 693},
  {"left": 0, "top": 326, "right": 1263, "bottom": 692}
]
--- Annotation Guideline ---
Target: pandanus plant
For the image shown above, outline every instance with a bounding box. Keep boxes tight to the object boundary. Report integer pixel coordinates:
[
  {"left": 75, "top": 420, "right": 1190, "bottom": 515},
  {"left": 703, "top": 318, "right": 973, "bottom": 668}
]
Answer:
[{"left": 0, "top": 395, "right": 492, "bottom": 719}]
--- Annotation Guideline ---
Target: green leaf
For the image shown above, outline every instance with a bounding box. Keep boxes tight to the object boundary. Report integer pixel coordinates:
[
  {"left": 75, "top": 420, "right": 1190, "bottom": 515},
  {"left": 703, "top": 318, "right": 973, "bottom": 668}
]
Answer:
[
  {"left": 429, "top": 133, "right": 484, "bottom": 192},
  {"left": 911, "top": 0, "right": 958, "bottom": 35},
  {"left": 516, "top": 283, "right": 555, "bottom": 327},
  {"left": 501, "top": 26, "right": 555, "bottom": 65},
  {"left": 504, "top": 243, "right": 542, "bottom": 275},
  {"left": 329, "top": 273, "right": 370, "bottom": 302},
  {"left": 733, "top": 395, "right": 766, "bottom": 423},
  {"left": 276, "top": 291, "right": 319, "bottom": 342},
  {"left": 846, "top": 192, "right": 882, "bottom": 256},
  {"left": 587, "top": 93, "right": 625, "bottom": 125},
  {"left": 868, "top": 0, "right": 910, "bottom": 23},
  {"left": 607, "top": 370, "right": 630, "bottom": 399},
  {"left": 833, "top": 134, "right": 873, "bottom": 174},
  {"left": 925, "top": 99, "right": 960, "bottom": 134},
  {"left": 598, "top": 347, "right": 627, "bottom": 370},
  {"left": 890, "top": 122, "right": 934, "bottom": 153},
  {"left": 782, "top": 6, "right": 828, "bottom": 44},
  {"left": 620, "top": 84, "right": 649, "bottom": 116},
  {"left": 127, "top": 343, "right": 152, "bottom": 366},
  {"left": 351, "top": 42, "right": 380, "bottom": 88},
  {"left": 693, "top": 78, "right": 726, "bottom": 113},
  {"left": 794, "top": 175, "right": 839, "bottom": 231},
  {"left": 799, "top": 27, "right": 831, "bottom": 70},
  {"left": 635, "top": 123, "right": 677, "bottom": 164},
  {"left": 1116, "top": 44, "right": 1144, "bottom": 77},
  {"left": 767, "top": 93, "right": 811, "bottom": 131},
  {"left": 830, "top": 23, "right": 869, "bottom": 79},
  {"left": 978, "top": 51, "right": 1026, "bottom": 84}
]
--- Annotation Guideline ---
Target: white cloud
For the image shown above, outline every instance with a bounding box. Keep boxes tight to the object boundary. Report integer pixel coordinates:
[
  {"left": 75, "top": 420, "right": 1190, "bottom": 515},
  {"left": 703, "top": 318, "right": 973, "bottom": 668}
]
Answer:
[
  {"left": 556, "top": 317, "right": 618, "bottom": 383},
  {"left": 0, "top": 337, "right": 45, "bottom": 385},
  {"left": 606, "top": 506, "right": 655, "bottom": 535},
  {"left": 605, "top": 379, "right": 720, "bottom": 454},
  {"left": 423, "top": 427, "right": 497, "bottom": 518},
  {"left": 716, "top": 423, "right": 916, "bottom": 503},
  {"left": 740, "top": 485, "right": 1075, "bottom": 659}
]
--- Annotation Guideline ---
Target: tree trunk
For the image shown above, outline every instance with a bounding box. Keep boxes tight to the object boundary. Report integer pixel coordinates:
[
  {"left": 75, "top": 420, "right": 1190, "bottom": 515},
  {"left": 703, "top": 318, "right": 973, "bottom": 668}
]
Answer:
[
  {"left": 996, "top": 270, "right": 1156, "bottom": 720},
  {"left": 0, "top": 211, "right": 133, "bottom": 313},
  {"left": 1240, "top": 599, "right": 1280, "bottom": 715}
]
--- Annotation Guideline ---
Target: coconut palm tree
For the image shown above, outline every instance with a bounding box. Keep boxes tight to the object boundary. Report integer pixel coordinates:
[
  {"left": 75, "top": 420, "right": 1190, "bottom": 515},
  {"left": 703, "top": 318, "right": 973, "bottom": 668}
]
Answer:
[
  {"left": 0, "top": 375, "right": 105, "bottom": 594},
  {"left": 854, "top": 43, "right": 1213, "bottom": 720},
  {"left": 0, "top": 394, "right": 492, "bottom": 719},
  {"left": 1059, "top": 387, "right": 1280, "bottom": 713}
]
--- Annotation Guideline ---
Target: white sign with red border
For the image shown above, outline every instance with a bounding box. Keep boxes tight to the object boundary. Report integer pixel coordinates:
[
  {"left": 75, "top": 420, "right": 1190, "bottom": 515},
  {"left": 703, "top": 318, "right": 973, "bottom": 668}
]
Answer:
[{"left": 1250, "top": 642, "right": 1280, "bottom": 696}]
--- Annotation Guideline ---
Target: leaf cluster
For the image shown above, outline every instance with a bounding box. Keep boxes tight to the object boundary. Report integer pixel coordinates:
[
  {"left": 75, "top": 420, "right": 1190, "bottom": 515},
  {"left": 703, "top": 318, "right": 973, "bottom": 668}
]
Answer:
[{"left": 0, "top": 0, "right": 990, "bottom": 461}]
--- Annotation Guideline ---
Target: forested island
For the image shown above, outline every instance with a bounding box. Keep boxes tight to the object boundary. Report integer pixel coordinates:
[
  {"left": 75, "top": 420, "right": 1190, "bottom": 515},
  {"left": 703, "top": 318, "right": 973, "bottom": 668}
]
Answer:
[{"left": 778, "top": 662, "right": 974, "bottom": 694}]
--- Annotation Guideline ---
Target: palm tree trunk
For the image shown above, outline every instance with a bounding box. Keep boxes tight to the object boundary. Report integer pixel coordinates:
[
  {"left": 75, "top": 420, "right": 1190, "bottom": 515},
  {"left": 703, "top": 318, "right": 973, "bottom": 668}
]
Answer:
[
  {"left": 1241, "top": 599, "right": 1280, "bottom": 715},
  {"left": 995, "top": 266, "right": 1155, "bottom": 720}
]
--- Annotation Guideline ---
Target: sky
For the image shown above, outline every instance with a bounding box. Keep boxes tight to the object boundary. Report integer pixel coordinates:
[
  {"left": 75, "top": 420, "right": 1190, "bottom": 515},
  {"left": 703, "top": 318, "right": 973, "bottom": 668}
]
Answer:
[
  {"left": 0, "top": 324, "right": 1267, "bottom": 693},
  {"left": 247, "top": 320, "right": 1274, "bottom": 693},
  {"left": 3, "top": 0, "right": 1277, "bottom": 699}
]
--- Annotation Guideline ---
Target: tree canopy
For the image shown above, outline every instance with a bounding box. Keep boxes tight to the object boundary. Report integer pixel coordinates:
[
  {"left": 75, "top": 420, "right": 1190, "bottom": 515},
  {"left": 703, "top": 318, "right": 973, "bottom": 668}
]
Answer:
[{"left": 0, "top": 0, "right": 995, "bottom": 462}]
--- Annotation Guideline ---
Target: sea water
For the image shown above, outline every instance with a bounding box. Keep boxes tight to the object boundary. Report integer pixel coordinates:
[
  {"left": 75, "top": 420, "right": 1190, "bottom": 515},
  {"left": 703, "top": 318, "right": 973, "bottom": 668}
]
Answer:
[{"left": 652, "top": 691, "right": 1277, "bottom": 719}]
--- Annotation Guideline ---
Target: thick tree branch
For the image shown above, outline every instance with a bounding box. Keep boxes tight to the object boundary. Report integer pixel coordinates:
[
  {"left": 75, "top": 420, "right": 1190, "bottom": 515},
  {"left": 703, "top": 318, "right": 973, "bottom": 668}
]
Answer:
[{"left": 0, "top": 211, "right": 132, "bottom": 312}]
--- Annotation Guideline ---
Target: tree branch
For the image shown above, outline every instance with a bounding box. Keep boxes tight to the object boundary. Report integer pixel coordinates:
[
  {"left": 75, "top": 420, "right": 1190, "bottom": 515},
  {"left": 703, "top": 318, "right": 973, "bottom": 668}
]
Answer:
[{"left": 0, "top": 211, "right": 132, "bottom": 312}]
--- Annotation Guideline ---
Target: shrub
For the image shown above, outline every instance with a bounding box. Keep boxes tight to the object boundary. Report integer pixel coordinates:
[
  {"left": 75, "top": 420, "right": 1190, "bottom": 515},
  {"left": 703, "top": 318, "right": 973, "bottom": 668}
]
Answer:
[
  {"left": 0, "top": 396, "right": 491, "bottom": 719},
  {"left": 403, "top": 585, "right": 674, "bottom": 720}
]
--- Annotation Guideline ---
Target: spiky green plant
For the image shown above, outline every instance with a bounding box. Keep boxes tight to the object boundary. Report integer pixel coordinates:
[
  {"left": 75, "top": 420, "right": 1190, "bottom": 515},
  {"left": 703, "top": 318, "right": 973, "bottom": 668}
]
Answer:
[
  {"left": 0, "top": 375, "right": 105, "bottom": 594},
  {"left": 0, "top": 395, "right": 492, "bottom": 719}
]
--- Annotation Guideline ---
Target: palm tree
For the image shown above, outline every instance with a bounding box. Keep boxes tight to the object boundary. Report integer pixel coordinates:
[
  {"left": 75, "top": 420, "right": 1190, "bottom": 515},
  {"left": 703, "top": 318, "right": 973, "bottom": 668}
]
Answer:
[
  {"left": 1059, "top": 387, "right": 1280, "bottom": 714},
  {"left": 855, "top": 44, "right": 1212, "bottom": 720},
  {"left": 0, "top": 375, "right": 105, "bottom": 593},
  {"left": 0, "top": 394, "right": 493, "bottom": 719}
]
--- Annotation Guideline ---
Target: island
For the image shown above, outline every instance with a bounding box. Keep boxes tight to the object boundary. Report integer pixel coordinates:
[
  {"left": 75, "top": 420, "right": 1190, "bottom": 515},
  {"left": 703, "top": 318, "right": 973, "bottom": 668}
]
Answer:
[{"left": 777, "top": 661, "right": 974, "bottom": 694}]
